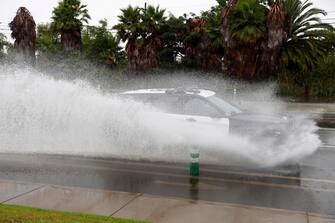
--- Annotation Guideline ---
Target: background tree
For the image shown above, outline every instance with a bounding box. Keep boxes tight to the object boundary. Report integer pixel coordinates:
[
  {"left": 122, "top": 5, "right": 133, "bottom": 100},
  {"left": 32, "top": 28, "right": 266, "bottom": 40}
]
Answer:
[
  {"left": 221, "top": 0, "right": 333, "bottom": 81},
  {"left": 184, "top": 17, "right": 208, "bottom": 68},
  {"left": 114, "top": 6, "right": 141, "bottom": 72},
  {"left": 224, "top": 0, "right": 266, "bottom": 78},
  {"left": 51, "top": 0, "right": 90, "bottom": 51},
  {"left": 258, "top": 0, "right": 286, "bottom": 76},
  {"left": 182, "top": 1, "right": 226, "bottom": 71},
  {"left": 114, "top": 4, "right": 166, "bottom": 72},
  {"left": 36, "top": 23, "right": 60, "bottom": 55},
  {"left": 222, "top": 0, "right": 238, "bottom": 74},
  {"left": 160, "top": 15, "right": 187, "bottom": 65},
  {"left": 0, "top": 33, "right": 9, "bottom": 59},
  {"left": 9, "top": 7, "right": 36, "bottom": 65},
  {"left": 140, "top": 5, "right": 166, "bottom": 70},
  {"left": 281, "top": 0, "right": 332, "bottom": 71},
  {"left": 82, "top": 20, "right": 124, "bottom": 66},
  {"left": 280, "top": 0, "right": 333, "bottom": 96},
  {"left": 201, "top": 2, "right": 226, "bottom": 71}
]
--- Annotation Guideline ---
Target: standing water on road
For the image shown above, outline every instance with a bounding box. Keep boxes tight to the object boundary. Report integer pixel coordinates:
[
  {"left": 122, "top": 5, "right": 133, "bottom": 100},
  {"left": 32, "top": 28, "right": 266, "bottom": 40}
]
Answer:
[{"left": 0, "top": 66, "right": 321, "bottom": 167}]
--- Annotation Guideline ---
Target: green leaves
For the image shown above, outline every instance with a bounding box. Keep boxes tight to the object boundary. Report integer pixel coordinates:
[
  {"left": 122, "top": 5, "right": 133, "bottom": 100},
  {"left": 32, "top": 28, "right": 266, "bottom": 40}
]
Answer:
[
  {"left": 114, "top": 5, "right": 166, "bottom": 43},
  {"left": 281, "top": 0, "right": 333, "bottom": 71},
  {"left": 50, "top": 0, "right": 91, "bottom": 51},
  {"left": 51, "top": 0, "right": 90, "bottom": 32},
  {"left": 216, "top": 0, "right": 228, "bottom": 7},
  {"left": 36, "top": 23, "right": 60, "bottom": 54},
  {"left": 113, "top": 4, "right": 167, "bottom": 71},
  {"left": 230, "top": 0, "right": 266, "bottom": 43},
  {"left": 82, "top": 20, "right": 123, "bottom": 66},
  {"left": 160, "top": 15, "right": 187, "bottom": 63},
  {"left": 113, "top": 6, "right": 141, "bottom": 42},
  {"left": 202, "top": 2, "right": 224, "bottom": 49}
]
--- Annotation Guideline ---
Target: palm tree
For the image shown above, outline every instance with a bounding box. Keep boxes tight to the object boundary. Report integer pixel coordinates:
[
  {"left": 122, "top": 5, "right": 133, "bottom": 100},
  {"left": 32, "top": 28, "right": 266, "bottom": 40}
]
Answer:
[
  {"left": 280, "top": 0, "right": 333, "bottom": 96},
  {"left": 114, "top": 6, "right": 141, "bottom": 72},
  {"left": 223, "top": 0, "right": 266, "bottom": 78},
  {"left": 51, "top": 0, "right": 90, "bottom": 51},
  {"left": 9, "top": 7, "right": 36, "bottom": 65},
  {"left": 281, "top": 0, "right": 332, "bottom": 71},
  {"left": 140, "top": 5, "right": 166, "bottom": 70},
  {"left": 220, "top": 0, "right": 332, "bottom": 80},
  {"left": 114, "top": 4, "right": 166, "bottom": 72}
]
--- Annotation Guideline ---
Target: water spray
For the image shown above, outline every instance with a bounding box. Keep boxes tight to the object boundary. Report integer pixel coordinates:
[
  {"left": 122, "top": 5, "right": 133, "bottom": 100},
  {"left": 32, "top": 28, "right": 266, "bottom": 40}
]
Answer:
[{"left": 0, "top": 66, "right": 321, "bottom": 167}]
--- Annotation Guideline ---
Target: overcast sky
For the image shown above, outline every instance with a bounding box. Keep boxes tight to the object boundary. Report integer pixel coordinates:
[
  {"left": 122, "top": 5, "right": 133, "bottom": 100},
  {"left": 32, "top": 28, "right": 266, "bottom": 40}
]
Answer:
[{"left": 1, "top": 0, "right": 334, "bottom": 40}]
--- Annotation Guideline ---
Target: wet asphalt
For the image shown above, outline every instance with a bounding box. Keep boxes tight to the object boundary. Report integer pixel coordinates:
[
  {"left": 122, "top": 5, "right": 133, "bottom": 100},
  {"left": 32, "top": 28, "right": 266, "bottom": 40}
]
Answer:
[{"left": 0, "top": 127, "right": 334, "bottom": 215}]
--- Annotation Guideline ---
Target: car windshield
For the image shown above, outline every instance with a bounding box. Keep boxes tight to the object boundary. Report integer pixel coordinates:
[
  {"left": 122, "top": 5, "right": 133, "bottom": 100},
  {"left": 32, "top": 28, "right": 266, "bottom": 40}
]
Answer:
[{"left": 207, "top": 96, "right": 242, "bottom": 115}]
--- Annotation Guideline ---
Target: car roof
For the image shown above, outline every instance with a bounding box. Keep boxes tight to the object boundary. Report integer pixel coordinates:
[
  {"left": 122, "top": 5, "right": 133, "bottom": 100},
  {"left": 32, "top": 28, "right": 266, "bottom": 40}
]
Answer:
[{"left": 120, "top": 88, "right": 216, "bottom": 98}]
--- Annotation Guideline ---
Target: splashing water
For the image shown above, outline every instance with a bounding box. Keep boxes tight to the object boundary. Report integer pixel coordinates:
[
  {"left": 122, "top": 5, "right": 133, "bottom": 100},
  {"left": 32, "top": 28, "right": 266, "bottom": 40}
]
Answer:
[{"left": 0, "top": 67, "right": 320, "bottom": 167}]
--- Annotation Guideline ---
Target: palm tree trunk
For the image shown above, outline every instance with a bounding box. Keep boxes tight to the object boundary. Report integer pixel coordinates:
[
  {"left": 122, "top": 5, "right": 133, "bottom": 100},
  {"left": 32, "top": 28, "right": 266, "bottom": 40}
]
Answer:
[
  {"left": 258, "top": 2, "right": 286, "bottom": 76},
  {"left": 126, "top": 36, "right": 161, "bottom": 73},
  {"left": 9, "top": 7, "right": 36, "bottom": 65},
  {"left": 126, "top": 41, "right": 139, "bottom": 72},
  {"left": 61, "top": 30, "right": 82, "bottom": 51},
  {"left": 221, "top": 0, "right": 238, "bottom": 75}
]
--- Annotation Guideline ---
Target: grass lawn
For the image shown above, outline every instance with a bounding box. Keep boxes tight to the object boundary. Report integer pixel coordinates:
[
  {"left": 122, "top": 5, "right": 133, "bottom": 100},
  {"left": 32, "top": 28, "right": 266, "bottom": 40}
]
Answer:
[{"left": 0, "top": 204, "right": 149, "bottom": 223}]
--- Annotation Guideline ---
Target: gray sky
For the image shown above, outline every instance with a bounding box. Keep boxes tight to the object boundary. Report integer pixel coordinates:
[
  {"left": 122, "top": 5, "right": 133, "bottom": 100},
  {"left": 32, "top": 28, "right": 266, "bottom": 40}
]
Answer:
[{"left": 1, "top": 0, "right": 334, "bottom": 40}]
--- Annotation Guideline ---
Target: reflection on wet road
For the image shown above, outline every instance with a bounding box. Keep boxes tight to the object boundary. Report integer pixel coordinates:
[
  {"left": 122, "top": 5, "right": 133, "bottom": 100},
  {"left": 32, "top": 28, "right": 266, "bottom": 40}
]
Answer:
[{"left": 0, "top": 128, "right": 335, "bottom": 215}]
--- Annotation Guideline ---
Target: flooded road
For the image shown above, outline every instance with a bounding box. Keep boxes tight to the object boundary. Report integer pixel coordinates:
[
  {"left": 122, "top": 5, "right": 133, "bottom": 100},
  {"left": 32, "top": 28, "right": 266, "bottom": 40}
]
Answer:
[{"left": 0, "top": 127, "right": 334, "bottom": 215}]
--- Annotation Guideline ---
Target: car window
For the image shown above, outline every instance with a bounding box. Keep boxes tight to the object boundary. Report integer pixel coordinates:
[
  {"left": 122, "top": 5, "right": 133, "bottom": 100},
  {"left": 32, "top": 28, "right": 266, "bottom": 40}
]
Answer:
[
  {"left": 207, "top": 96, "right": 241, "bottom": 115},
  {"left": 182, "top": 97, "right": 221, "bottom": 117},
  {"left": 148, "top": 95, "right": 183, "bottom": 114}
]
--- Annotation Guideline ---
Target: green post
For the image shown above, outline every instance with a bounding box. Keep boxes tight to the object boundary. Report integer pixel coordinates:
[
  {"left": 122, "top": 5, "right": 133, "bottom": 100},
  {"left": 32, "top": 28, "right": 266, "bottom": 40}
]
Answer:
[{"left": 190, "top": 146, "right": 200, "bottom": 176}]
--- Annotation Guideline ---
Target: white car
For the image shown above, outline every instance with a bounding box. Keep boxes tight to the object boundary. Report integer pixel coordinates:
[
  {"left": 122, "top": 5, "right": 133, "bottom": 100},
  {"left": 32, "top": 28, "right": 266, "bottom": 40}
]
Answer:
[
  {"left": 120, "top": 88, "right": 290, "bottom": 142},
  {"left": 119, "top": 88, "right": 302, "bottom": 175}
]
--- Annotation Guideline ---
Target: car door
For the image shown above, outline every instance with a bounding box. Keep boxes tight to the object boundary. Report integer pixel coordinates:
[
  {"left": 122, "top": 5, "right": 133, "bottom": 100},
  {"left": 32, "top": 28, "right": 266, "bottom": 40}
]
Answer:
[{"left": 144, "top": 94, "right": 229, "bottom": 138}]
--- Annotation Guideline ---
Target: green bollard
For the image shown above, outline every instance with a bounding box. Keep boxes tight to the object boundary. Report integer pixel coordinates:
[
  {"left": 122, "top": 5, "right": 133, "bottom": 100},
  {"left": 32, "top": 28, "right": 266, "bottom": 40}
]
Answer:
[{"left": 190, "top": 147, "right": 200, "bottom": 177}]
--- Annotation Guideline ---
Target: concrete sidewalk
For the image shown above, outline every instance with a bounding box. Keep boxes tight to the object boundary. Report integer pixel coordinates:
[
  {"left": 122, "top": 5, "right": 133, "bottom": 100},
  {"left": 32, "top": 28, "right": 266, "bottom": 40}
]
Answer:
[{"left": 1, "top": 179, "right": 334, "bottom": 223}]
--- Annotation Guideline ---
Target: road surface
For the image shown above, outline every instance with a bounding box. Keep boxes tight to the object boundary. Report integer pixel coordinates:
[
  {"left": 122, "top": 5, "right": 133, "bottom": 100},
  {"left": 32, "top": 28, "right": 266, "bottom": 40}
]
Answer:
[{"left": 0, "top": 127, "right": 334, "bottom": 215}]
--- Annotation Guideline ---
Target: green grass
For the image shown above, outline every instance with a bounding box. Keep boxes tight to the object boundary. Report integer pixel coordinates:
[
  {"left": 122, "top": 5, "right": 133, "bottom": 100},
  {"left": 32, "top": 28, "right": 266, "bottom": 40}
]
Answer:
[{"left": 0, "top": 204, "right": 149, "bottom": 223}]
